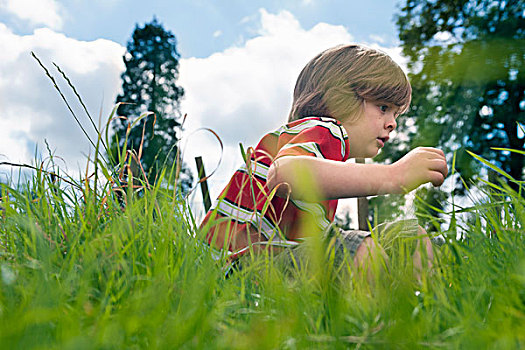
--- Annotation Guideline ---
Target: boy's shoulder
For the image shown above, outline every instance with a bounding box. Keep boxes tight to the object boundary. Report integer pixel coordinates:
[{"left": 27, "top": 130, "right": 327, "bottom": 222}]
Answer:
[
  {"left": 285, "top": 116, "right": 342, "bottom": 128},
  {"left": 279, "top": 116, "right": 348, "bottom": 141}
]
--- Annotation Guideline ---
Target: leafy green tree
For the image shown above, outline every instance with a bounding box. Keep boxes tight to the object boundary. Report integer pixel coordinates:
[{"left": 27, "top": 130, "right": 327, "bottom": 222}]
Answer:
[
  {"left": 395, "top": 0, "right": 524, "bottom": 186},
  {"left": 111, "top": 18, "right": 191, "bottom": 189},
  {"left": 371, "top": 0, "right": 524, "bottom": 225}
]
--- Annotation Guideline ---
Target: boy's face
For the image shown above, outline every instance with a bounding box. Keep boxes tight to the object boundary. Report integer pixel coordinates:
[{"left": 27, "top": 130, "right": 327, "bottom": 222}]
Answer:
[{"left": 343, "top": 100, "right": 399, "bottom": 158}]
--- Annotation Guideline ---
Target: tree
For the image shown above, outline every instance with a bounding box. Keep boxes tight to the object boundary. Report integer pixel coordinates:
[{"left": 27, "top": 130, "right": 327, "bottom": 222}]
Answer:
[
  {"left": 394, "top": 0, "right": 524, "bottom": 188},
  {"left": 371, "top": 0, "right": 524, "bottom": 225},
  {"left": 111, "top": 18, "right": 192, "bottom": 190}
]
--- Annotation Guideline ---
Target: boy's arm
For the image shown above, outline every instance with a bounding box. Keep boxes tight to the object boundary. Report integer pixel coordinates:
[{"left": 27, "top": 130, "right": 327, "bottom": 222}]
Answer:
[{"left": 267, "top": 147, "right": 448, "bottom": 200}]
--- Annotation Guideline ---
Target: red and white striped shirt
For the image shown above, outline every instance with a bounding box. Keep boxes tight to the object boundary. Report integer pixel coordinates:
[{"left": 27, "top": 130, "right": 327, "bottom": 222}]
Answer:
[{"left": 200, "top": 117, "right": 350, "bottom": 257}]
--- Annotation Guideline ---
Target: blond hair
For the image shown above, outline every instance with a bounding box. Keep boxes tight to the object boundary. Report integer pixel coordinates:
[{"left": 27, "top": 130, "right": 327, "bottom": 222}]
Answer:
[{"left": 288, "top": 44, "right": 412, "bottom": 122}]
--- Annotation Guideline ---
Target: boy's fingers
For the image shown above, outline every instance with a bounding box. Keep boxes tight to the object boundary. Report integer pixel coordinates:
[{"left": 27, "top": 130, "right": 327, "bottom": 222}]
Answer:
[
  {"left": 429, "top": 171, "right": 445, "bottom": 187},
  {"left": 418, "top": 147, "right": 445, "bottom": 156},
  {"left": 429, "top": 158, "right": 448, "bottom": 177},
  {"left": 420, "top": 147, "right": 447, "bottom": 161},
  {"left": 429, "top": 149, "right": 446, "bottom": 159}
]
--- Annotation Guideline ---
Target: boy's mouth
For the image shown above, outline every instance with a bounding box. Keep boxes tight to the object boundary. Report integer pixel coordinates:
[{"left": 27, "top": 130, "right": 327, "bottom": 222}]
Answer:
[{"left": 377, "top": 136, "right": 389, "bottom": 147}]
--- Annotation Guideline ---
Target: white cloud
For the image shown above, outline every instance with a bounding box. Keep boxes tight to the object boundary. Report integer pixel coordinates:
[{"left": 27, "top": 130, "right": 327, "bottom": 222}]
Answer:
[
  {"left": 1, "top": 0, "right": 64, "bottom": 29},
  {"left": 239, "top": 15, "right": 255, "bottom": 24},
  {"left": 212, "top": 30, "right": 222, "bottom": 38},
  {"left": 0, "top": 23, "right": 125, "bottom": 179},
  {"left": 369, "top": 34, "right": 386, "bottom": 44}
]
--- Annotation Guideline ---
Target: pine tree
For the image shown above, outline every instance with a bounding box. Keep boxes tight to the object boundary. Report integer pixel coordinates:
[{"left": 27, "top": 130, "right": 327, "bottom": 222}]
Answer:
[{"left": 111, "top": 18, "right": 191, "bottom": 189}]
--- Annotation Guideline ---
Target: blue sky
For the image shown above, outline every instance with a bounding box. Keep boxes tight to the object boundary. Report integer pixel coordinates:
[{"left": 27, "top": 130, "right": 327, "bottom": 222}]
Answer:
[
  {"left": 0, "top": 0, "right": 402, "bottom": 58},
  {"left": 0, "top": 0, "right": 408, "bottom": 222}
]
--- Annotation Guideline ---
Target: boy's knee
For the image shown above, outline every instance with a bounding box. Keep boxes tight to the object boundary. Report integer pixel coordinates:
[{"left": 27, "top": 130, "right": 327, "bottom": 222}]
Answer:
[
  {"left": 354, "top": 237, "right": 384, "bottom": 265},
  {"left": 417, "top": 225, "right": 427, "bottom": 236},
  {"left": 416, "top": 225, "right": 434, "bottom": 259}
]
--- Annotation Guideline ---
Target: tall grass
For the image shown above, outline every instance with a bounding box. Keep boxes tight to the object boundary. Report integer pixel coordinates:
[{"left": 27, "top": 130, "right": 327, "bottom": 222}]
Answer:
[
  {"left": 1, "top": 150, "right": 524, "bottom": 349},
  {"left": 1, "top": 58, "right": 524, "bottom": 348}
]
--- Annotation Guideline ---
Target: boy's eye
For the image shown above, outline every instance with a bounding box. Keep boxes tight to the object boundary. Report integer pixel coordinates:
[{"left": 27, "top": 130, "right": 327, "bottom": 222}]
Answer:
[{"left": 379, "top": 105, "right": 389, "bottom": 113}]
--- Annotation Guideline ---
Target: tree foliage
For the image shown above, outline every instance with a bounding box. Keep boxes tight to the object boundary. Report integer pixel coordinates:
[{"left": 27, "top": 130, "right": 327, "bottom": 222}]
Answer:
[
  {"left": 371, "top": 0, "right": 524, "bottom": 225},
  {"left": 111, "top": 18, "right": 191, "bottom": 189},
  {"left": 394, "top": 0, "right": 524, "bottom": 187}
]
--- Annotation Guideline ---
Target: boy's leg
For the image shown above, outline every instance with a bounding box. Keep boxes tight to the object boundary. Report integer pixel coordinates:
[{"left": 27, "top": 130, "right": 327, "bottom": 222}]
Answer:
[
  {"left": 273, "top": 227, "right": 374, "bottom": 273},
  {"left": 412, "top": 225, "right": 434, "bottom": 276},
  {"left": 273, "top": 221, "right": 434, "bottom": 279},
  {"left": 352, "top": 235, "right": 389, "bottom": 281},
  {"left": 324, "top": 227, "right": 389, "bottom": 280},
  {"left": 376, "top": 220, "right": 435, "bottom": 278},
  {"left": 353, "top": 236, "right": 382, "bottom": 265}
]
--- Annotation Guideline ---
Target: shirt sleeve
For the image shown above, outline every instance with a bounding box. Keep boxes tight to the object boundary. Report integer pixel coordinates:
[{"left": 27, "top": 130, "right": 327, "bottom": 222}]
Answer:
[{"left": 275, "top": 118, "right": 349, "bottom": 162}]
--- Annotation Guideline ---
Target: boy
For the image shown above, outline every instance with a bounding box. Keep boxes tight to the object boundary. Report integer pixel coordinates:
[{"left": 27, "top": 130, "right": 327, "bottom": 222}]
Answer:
[{"left": 200, "top": 44, "right": 448, "bottom": 269}]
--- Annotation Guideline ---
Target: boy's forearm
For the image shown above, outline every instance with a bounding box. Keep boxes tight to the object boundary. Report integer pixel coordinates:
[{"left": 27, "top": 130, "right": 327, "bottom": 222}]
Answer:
[
  {"left": 268, "top": 147, "right": 448, "bottom": 200},
  {"left": 267, "top": 156, "right": 398, "bottom": 200}
]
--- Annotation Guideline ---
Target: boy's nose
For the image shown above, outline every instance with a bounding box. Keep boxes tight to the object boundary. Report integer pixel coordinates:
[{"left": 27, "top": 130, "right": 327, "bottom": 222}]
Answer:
[{"left": 386, "top": 117, "right": 397, "bottom": 131}]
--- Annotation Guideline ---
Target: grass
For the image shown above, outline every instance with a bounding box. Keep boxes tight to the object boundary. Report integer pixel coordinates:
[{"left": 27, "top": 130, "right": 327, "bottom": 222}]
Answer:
[
  {"left": 1, "top": 58, "right": 524, "bottom": 349},
  {"left": 1, "top": 144, "right": 524, "bottom": 349}
]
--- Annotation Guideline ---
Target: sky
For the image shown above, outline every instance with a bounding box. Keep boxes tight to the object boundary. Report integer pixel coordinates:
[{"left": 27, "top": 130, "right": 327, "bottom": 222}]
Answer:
[{"left": 0, "top": 0, "right": 410, "bottom": 224}]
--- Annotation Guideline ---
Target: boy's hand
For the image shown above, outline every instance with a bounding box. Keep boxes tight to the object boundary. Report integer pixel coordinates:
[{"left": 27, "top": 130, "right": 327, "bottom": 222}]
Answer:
[{"left": 391, "top": 147, "right": 448, "bottom": 193}]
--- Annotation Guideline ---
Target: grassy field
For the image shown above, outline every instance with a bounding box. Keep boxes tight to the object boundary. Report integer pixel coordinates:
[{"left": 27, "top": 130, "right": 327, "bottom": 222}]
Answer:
[
  {"left": 0, "top": 144, "right": 524, "bottom": 349},
  {"left": 1, "top": 60, "right": 524, "bottom": 348}
]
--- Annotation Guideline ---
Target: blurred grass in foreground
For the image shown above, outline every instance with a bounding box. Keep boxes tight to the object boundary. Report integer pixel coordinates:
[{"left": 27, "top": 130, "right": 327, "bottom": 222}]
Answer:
[{"left": 0, "top": 146, "right": 524, "bottom": 349}]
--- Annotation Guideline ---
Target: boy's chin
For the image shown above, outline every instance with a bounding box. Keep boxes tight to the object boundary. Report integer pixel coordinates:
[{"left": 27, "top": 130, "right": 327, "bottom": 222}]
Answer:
[
  {"left": 364, "top": 149, "right": 381, "bottom": 159},
  {"left": 372, "top": 148, "right": 382, "bottom": 158},
  {"left": 350, "top": 146, "right": 381, "bottom": 159}
]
